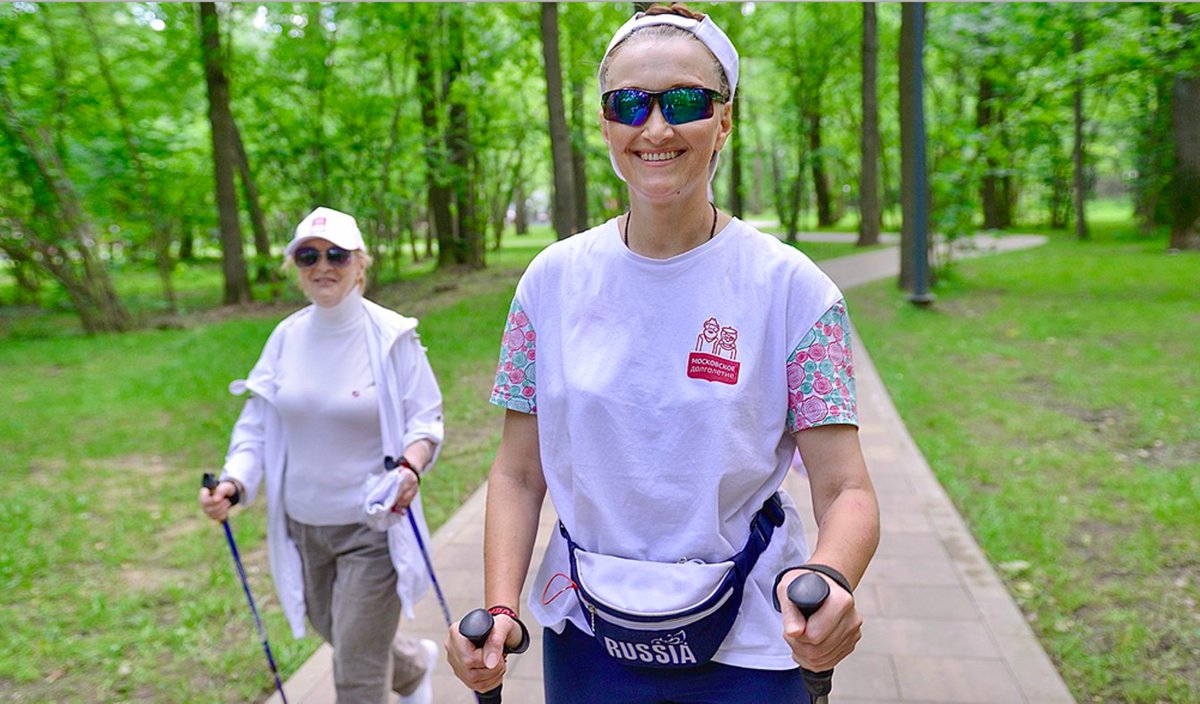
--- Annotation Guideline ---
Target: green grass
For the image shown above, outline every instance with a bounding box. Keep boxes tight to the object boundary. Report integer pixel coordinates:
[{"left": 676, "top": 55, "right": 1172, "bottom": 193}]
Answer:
[{"left": 848, "top": 220, "right": 1199, "bottom": 703}]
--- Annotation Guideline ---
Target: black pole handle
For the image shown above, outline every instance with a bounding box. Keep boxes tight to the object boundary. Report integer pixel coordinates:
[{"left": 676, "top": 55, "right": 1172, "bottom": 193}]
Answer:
[
  {"left": 458, "top": 608, "right": 502, "bottom": 703},
  {"left": 202, "top": 472, "right": 239, "bottom": 506},
  {"left": 787, "top": 572, "right": 835, "bottom": 704}
]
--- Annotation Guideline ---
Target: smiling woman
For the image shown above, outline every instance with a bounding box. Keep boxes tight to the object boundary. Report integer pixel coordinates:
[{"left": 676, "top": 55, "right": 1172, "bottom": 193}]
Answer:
[
  {"left": 199, "top": 206, "right": 445, "bottom": 704},
  {"left": 445, "top": 4, "right": 879, "bottom": 704}
]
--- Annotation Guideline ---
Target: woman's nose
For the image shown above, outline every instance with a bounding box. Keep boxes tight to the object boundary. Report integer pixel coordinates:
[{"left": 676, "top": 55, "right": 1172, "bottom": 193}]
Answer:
[{"left": 641, "top": 101, "right": 675, "bottom": 139}]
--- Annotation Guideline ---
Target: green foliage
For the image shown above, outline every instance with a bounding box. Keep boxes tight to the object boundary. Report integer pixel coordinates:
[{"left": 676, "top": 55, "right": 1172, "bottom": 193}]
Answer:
[
  {"left": 851, "top": 217, "right": 1199, "bottom": 702},
  {"left": 4, "top": 2, "right": 1199, "bottom": 328}
]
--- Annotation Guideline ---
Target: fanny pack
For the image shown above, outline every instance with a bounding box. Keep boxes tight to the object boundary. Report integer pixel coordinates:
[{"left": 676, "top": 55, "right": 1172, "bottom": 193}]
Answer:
[{"left": 560, "top": 492, "right": 785, "bottom": 669}]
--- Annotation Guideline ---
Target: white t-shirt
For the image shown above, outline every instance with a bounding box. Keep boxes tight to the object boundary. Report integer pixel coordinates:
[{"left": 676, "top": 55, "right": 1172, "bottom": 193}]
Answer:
[
  {"left": 276, "top": 288, "right": 383, "bottom": 526},
  {"left": 490, "top": 217, "right": 858, "bottom": 670}
]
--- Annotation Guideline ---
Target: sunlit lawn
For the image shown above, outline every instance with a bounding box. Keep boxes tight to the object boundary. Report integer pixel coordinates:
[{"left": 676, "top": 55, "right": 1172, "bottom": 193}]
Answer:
[{"left": 849, "top": 215, "right": 1199, "bottom": 703}]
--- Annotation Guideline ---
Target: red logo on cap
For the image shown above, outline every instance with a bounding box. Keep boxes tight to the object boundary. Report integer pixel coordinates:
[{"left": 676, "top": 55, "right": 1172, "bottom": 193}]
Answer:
[{"left": 311, "top": 216, "right": 327, "bottom": 234}]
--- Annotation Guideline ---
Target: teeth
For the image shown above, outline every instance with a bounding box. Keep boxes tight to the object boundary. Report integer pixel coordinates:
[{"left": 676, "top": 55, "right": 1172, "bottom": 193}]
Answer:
[{"left": 641, "top": 151, "right": 680, "bottom": 162}]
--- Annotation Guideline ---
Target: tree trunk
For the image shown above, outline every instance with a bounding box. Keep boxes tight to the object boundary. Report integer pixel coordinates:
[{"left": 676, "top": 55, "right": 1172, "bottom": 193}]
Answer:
[
  {"left": 569, "top": 78, "right": 590, "bottom": 232},
  {"left": 769, "top": 148, "right": 788, "bottom": 237},
  {"left": 199, "top": 2, "right": 252, "bottom": 305},
  {"left": 231, "top": 121, "right": 274, "bottom": 280},
  {"left": 978, "top": 73, "right": 1003, "bottom": 230},
  {"left": 808, "top": 103, "right": 834, "bottom": 227},
  {"left": 413, "top": 13, "right": 454, "bottom": 266},
  {"left": 1072, "top": 21, "right": 1089, "bottom": 240},
  {"left": 858, "top": 3, "right": 881, "bottom": 246},
  {"left": 514, "top": 180, "right": 529, "bottom": 235},
  {"left": 1169, "top": 73, "right": 1200, "bottom": 249},
  {"left": 541, "top": 2, "right": 576, "bottom": 240},
  {"left": 899, "top": 3, "right": 928, "bottom": 292},
  {"left": 377, "top": 49, "right": 406, "bottom": 277},
  {"left": 1135, "top": 5, "right": 1173, "bottom": 234},
  {"left": 1168, "top": 11, "right": 1200, "bottom": 250},
  {"left": 744, "top": 96, "right": 765, "bottom": 215},
  {"left": 178, "top": 222, "right": 196, "bottom": 261},
  {"left": 446, "top": 7, "right": 481, "bottom": 268},
  {"left": 728, "top": 110, "right": 745, "bottom": 218}
]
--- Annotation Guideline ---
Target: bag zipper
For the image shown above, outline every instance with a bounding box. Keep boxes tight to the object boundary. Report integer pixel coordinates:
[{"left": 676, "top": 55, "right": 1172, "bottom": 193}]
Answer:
[
  {"left": 576, "top": 562, "right": 734, "bottom": 619},
  {"left": 586, "top": 586, "right": 734, "bottom": 631}
]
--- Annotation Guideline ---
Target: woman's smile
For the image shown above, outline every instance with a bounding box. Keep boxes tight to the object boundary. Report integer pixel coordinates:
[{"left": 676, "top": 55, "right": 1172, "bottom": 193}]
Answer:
[{"left": 638, "top": 149, "right": 684, "bottom": 163}]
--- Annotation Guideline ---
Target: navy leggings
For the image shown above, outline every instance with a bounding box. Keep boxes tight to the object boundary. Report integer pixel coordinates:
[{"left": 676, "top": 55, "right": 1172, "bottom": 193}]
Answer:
[{"left": 543, "top": 623, "right": 811, "bottom": 704}]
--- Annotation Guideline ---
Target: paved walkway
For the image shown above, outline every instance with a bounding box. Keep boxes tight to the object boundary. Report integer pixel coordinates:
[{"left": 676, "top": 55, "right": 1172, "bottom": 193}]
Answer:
[{"left": 269, "top": 234, "right": 1075, "bottom": 704}]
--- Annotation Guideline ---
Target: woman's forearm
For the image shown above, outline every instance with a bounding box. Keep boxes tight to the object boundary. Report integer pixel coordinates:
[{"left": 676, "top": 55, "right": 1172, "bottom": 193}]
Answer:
[
  {"left": 483, "top": 468, "right": 545, "bottom": 613},
  {"left": 807, "top": 487, "right": 880, "bottom": 588},
  {"left": 796, "top": 424, "right": 880, "bottom": 588}
]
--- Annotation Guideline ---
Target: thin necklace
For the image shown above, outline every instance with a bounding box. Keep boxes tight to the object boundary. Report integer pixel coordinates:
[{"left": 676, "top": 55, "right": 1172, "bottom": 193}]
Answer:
[{"left": 624, "top": 202, "right": 718, "bottom": 249}]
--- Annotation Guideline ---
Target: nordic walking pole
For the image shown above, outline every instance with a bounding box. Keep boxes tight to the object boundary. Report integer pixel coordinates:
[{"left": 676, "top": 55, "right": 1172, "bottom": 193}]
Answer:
[
  {"left": 787, "top": 572, "right": 834, "bottom": 704},
  {"left": 384, "top": 456, "right": 488, "bottom": 703},
  {"left": 458, "top": 608, "right": 502, "bottom": 704},
  {"left": 385, "top": 456, "right": 456, "bottom": 628},
  {"left": 201, "top": 474, "right": 289, "bottom": 704}
]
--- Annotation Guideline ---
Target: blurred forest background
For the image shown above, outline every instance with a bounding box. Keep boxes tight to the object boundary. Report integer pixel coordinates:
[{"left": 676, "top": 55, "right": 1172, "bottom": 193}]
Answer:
[{"left": 0, "top": 2, "right": 1197, "bottom": 333}]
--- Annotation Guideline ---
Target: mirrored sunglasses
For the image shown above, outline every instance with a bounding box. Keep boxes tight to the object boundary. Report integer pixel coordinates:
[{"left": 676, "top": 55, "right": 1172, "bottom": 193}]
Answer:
[
  {"left": 293, "top": 245, "right": 354, "bottom": 268},
  {"left": 602, "top": 87, "right": 727, "bottom": 127}
]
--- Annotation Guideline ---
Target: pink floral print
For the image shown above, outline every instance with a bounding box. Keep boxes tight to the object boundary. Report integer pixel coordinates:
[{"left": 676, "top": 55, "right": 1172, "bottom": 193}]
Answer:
[
  {"left": 786, "top": 299, "right": 857, "bottom": 432},
  {"left": 490, "top": 299, "right": 537, "bottom": 414}
]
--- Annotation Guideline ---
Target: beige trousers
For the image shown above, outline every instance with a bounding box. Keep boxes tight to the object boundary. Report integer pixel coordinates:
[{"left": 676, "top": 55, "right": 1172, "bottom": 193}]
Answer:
[{"left": 287, "top": 518, "right": 429, "bottom": 704}]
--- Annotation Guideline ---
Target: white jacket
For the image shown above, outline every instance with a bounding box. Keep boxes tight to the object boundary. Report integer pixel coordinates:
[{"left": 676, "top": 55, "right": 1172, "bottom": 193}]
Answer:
[{"left": 221, "top": 297, "right": 444, "bottom": 638}]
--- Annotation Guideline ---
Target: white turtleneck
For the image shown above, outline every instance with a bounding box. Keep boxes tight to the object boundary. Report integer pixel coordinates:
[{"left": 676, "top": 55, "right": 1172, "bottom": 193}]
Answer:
[{"left": 275, "top": 287, "right": 383, "bottom": 525}]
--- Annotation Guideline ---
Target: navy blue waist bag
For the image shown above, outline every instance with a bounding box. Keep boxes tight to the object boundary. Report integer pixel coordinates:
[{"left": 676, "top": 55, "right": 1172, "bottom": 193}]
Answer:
[{"left": 560, "top": 492, "right": 785, "bottom": 669}]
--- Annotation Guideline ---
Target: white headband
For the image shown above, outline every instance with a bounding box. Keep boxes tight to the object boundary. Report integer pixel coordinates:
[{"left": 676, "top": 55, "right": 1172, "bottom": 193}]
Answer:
[
  {"left": 600, "top": 12, "right": 740, "bottom": 101},
  {"left": 599, "top": 12, "right": 740, "bottom": 196}
]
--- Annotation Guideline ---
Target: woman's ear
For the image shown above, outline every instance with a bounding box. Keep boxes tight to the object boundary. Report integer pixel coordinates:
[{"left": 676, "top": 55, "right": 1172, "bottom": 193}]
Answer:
[
  {"left": 600, "top": 107, "right": 612, "bottom": 147},
  {"left": 713, "top": 100, "right": 734, "bottom": 153}
]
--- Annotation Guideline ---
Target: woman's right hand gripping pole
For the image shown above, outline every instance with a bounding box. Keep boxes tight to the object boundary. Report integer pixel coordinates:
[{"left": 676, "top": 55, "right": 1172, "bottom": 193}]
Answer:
[{"left": 446, "top": 410, "right": 546, "bottom": 695}]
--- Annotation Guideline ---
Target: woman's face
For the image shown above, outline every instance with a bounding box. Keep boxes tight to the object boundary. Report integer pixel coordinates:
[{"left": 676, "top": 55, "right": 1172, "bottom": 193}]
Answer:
[
  {"left": 294, "top": 237, "right": 364, "bottom": 308},
  {"left": 601, "top": 35, "right": 732, "bottom": 205}
]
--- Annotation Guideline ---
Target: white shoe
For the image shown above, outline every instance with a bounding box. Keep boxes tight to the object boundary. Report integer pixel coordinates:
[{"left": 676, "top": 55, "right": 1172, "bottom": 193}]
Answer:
[{"left": 397, "top": 638, "right": 438, "bottom": 704}]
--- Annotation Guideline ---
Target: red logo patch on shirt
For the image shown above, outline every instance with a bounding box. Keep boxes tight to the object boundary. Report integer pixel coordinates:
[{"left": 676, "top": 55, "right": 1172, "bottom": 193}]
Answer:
[{"left": 687, "top": 317, "right": 740, "bottom": 385}]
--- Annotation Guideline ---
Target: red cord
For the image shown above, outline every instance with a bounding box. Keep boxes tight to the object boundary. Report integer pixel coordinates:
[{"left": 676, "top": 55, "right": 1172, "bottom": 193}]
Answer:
[{"left": 541, "top": 572, "right": 578, "bottom": 606}]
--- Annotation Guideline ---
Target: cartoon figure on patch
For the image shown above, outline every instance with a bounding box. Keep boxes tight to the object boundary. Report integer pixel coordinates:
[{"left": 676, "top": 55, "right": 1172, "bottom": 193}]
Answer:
[
  {"left": 651, "top": 630, "right": 687, "bottom": 646},
  {"left": 716, "top": 326, "right": 739, "bottom": 360},
  {"left": 696, "top": 317, "right": 720, "bottom": 352}
]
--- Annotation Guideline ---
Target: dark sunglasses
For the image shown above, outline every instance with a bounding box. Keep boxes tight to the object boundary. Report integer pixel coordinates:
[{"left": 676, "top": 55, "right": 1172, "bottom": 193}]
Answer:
[
  {"left": 293, "top": 245, "right": 354, "bottom": 268},
  {"left": 602, "top": 87, "right": 727, "bottom": 126}
]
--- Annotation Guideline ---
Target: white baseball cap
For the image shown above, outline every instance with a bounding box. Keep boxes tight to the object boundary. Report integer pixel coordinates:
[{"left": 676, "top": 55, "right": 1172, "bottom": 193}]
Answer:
[{"left": 284, "top": 207, "right": 365, "bottom": 257}]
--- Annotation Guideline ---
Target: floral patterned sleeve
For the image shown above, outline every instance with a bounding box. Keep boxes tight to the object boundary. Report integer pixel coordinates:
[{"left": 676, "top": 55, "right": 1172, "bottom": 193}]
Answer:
[
  {"left": 489, "top": 299, "right": 537, "bottom": 414},
  {"left": 786, "top": 299, "right": 858, "bottom": 432}
]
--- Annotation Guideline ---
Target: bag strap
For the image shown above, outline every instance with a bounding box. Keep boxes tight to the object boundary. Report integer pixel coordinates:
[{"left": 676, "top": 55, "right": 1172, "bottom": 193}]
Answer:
[{"left": 731, "top": 492, "right": 785, "bottom": 578}]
